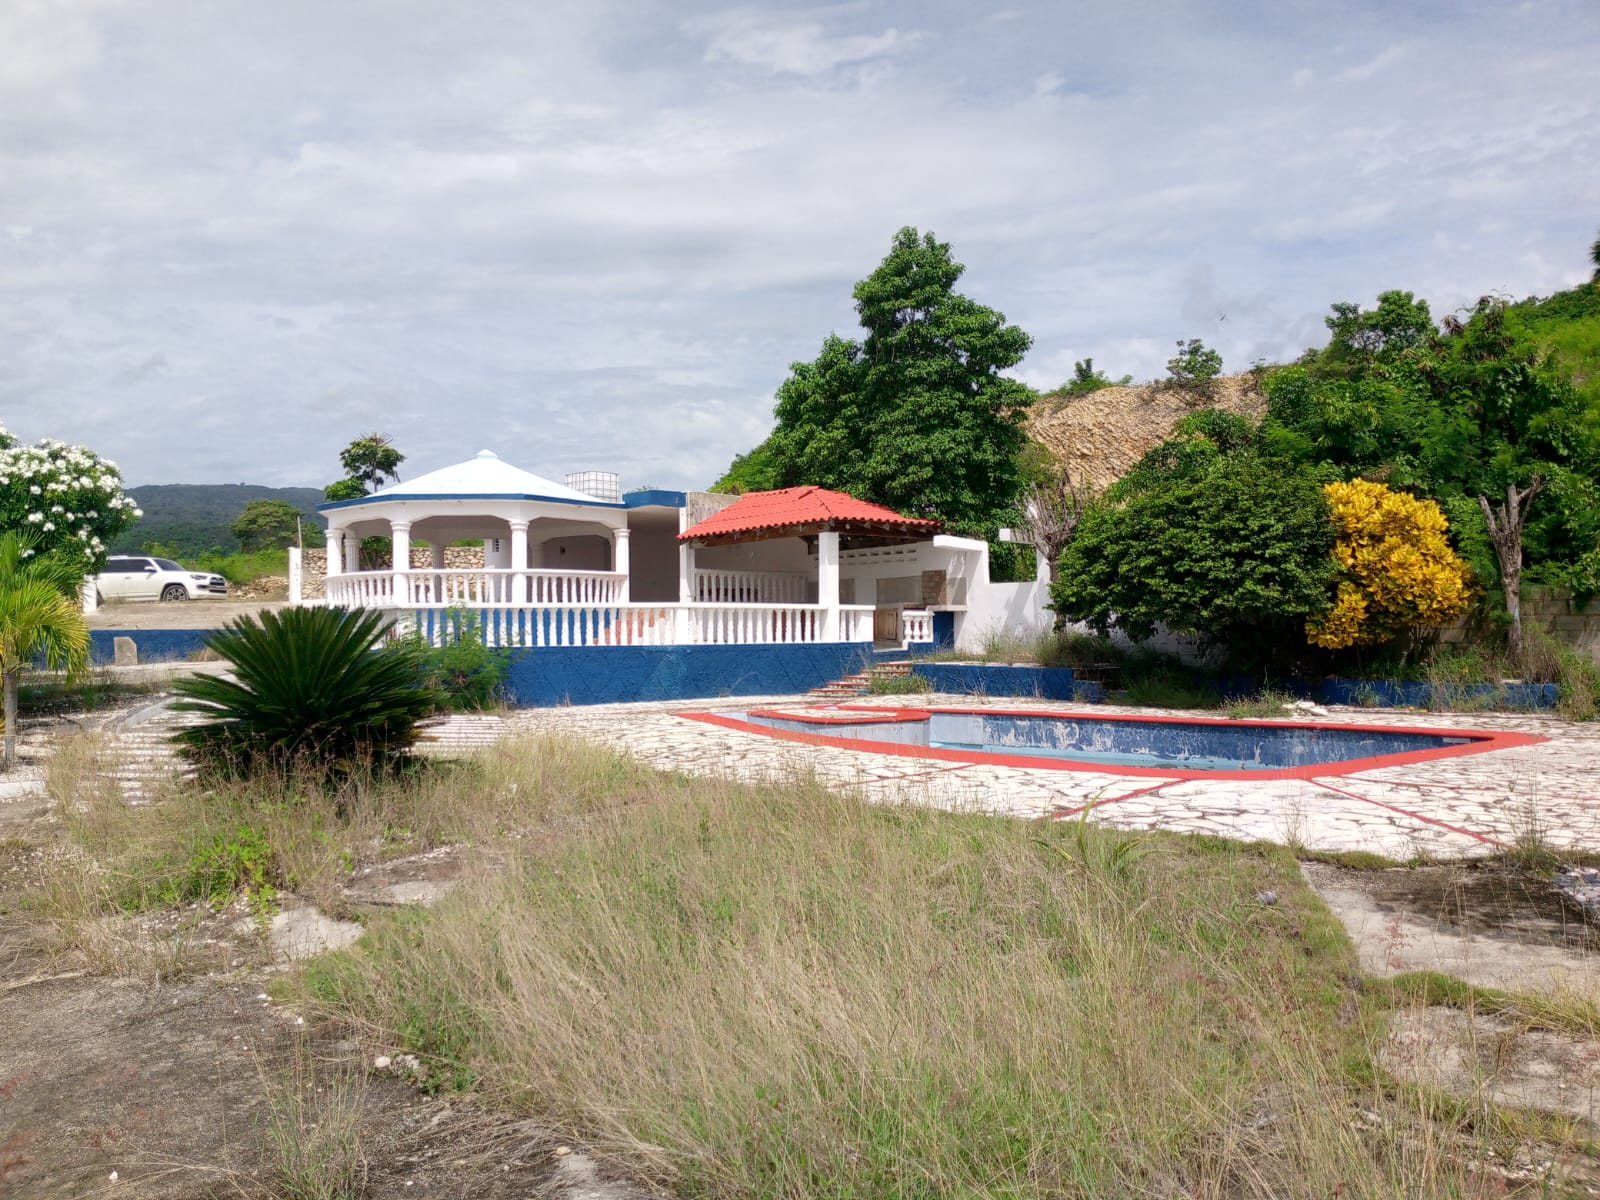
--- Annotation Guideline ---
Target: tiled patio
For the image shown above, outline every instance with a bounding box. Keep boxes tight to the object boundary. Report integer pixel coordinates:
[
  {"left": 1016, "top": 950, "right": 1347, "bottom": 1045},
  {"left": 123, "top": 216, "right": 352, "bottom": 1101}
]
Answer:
[{"left": 506, "top": 695, "right": 1600, "bottom": 861}]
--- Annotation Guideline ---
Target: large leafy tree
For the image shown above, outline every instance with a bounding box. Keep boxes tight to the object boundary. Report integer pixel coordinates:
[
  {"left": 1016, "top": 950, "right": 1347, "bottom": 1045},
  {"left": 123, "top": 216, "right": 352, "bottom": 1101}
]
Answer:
[
  {"left": 1054, "top": 449, "right": 1337, "bottom": 663},
  {"left": 230, "top": 499, "right": 307, "bottom": 552},
  {"left": 747, "top": 228, "right": 1035, "bottom": 533},
  {"left": 0, "top": 530, "right": 89, "bottom": 769},
  {"left": 1261, "top": 292, "right": 1600, "bottom": 660},
  {"left": 325, "top": 432, "right": 405, "bottom": 501}
]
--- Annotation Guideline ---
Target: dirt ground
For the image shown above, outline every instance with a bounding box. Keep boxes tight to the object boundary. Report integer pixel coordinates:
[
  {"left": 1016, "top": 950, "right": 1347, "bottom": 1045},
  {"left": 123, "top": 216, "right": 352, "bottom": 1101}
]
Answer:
[
  {"left": 0, "top": 712, "right": 645, "bottom": 1200},
  {"left": 86, "top": 600, "right": 289, "bottom": 631}
]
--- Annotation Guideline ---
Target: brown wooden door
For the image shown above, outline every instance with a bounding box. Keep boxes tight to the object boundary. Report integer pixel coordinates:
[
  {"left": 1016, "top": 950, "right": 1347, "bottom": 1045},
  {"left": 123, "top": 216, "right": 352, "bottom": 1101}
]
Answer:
[{"left": 873, "top": 606, "right": 901, "bottom": 644}]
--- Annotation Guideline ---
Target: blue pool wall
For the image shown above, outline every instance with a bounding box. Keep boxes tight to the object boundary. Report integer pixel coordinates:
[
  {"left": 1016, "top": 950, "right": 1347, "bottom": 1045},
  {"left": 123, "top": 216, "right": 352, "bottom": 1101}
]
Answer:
[
  {"left": 502, "top": 642, "right": 871, "bottom": 707},
  {"left": 88, "top": 628, "right": 214, "bottom": 665},
  {"left": 907, "top": 663, "right": 1099, "bottom": 702}
]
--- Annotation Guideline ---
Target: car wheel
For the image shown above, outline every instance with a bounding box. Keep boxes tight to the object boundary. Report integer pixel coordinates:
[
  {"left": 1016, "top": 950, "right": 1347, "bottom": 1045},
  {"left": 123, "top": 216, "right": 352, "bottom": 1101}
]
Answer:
[{"left": 160, "top": 584, "right": 189, "bottom": 602}]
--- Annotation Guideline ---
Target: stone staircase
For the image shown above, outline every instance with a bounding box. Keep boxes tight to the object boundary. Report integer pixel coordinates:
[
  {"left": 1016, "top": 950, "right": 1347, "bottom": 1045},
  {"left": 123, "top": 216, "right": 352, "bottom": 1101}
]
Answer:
[{"left": 807, "top": 661, "right": 913, "bottom": 700}]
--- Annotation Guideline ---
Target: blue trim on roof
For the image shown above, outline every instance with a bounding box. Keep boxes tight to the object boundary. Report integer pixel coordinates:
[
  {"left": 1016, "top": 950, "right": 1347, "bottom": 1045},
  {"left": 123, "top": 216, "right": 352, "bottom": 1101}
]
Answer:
[
  {"left": 316, "top": 491, "right": 627, "bottom": 513},
  {"left": 623, "top": 489, "right": 686, "bottom": 509}
]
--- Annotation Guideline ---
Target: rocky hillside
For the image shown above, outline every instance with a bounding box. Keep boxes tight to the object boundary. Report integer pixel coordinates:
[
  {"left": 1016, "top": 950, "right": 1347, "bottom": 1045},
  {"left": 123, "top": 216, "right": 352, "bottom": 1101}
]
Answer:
[{"left": 1026, "top": 373, "right": 1268, "bottom": 490}]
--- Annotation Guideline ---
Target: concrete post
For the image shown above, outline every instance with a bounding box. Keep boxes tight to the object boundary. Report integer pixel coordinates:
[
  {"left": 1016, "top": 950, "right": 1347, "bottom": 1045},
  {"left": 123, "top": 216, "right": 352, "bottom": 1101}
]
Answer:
[
  {"left": 325, "top": 530, "right": 343, "bottom": 577},
  {"left": 287, "top": 546, "right": 303, "bottom": 606},
  {"left": 818, "top": 529, "right": 840, "bottom": 641},
  {"left": 391, "top": 521, "right": 411, "bottom": 607},
  {"left": 508, "top": 520, "right": 529, "bottom": 605},
  {"left": 613, "top": 526, "right": 631, "bottom": 603},
  {"left": 81, "top": 575, "right": 98, "bottom": 615}
]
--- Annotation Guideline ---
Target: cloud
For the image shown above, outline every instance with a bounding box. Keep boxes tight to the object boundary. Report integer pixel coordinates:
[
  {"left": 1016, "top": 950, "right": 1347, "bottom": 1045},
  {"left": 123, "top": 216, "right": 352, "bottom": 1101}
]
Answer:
[
  {"left": 0, "top": 0, "right": 1597, "bottom": 492},
  {"left": 690, "top": 8, "right": 918, "bottom": 74}
]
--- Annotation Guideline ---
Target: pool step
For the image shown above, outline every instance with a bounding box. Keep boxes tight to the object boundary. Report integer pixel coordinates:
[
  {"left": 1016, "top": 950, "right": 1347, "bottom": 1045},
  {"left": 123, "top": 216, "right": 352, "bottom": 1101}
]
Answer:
[{"left": 807, "top": 661, "right": 913, "bottom": 698}]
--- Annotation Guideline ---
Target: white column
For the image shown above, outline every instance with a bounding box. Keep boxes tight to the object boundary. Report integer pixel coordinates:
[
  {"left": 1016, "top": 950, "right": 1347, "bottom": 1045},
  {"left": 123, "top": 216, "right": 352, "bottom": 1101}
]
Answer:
[
  {"left": 81, "top": 575, "right": 98, "bottom": 615},
  {"left": 818, "top": 529, "right": 841, "bottom": 641},
  {"left": 678, "top": 540, "right": 695, "bottom": 603},
  {"left": 345, "top": 537, "right": 360, "bottom": 574},
  {"left": 287, "top": 546, "right": 303, "bottom": 606},
  {"left": 613, "top": 526, "right": 630, "bottom": 603},
  {"left": 508, "top": 520, "right": 529, "bottom": 605},
  {"left": 425, "top": 540, "right": 444, "bottom": 604},
  {"left": 391, "top": 521, "right": 411, "bottom": 607},
  {"left": 325, "top": 530, "right": 343, "bottom": 577}
]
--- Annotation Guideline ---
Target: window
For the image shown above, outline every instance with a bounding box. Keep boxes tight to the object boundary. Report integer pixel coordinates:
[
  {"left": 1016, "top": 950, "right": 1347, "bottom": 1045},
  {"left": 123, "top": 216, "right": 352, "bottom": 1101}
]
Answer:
[
  {"left": 154, "top": 559, "right": 185, "bottom": 571},
  {"left": 102, "top": 559, "right": 149, "bottom": 573}
]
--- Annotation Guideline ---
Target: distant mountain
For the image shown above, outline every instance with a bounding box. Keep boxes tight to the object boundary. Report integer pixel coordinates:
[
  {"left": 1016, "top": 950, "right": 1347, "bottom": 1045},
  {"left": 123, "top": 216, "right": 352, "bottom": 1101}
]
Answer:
[{"left": 113, "top": 484, "right": 328, "bottom": 555}]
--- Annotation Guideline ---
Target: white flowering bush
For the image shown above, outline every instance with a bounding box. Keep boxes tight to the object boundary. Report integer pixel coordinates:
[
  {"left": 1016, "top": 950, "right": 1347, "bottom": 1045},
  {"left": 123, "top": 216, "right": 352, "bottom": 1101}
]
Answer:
[{"left": 0, "top": 423, "right": 141, "bottom": 566}]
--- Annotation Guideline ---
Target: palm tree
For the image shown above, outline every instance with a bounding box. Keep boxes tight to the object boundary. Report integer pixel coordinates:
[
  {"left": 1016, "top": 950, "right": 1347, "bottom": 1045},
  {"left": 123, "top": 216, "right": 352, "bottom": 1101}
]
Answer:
[
  {"left": 1592, "top": 226, "right": 1600, "bottom": 281},
  {"left": 0, "top": 531, "right": 90, "bottom": 769}
]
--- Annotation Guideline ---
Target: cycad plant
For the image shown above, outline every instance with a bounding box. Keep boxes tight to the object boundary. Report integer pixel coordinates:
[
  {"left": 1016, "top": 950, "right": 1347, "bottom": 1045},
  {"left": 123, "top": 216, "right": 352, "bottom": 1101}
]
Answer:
[
  {"left": 0, "top": 531, "right": 90, "bottom": 769},
  {"left": 171, "top": 606, "right": 435, "bottom": 776}
]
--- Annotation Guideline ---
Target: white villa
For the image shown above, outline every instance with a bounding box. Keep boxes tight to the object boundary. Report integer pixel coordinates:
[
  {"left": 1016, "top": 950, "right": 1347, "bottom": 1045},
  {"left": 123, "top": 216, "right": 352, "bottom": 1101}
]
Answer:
[{"left": 306, "top": 449, "right": 1051, "bottom": 653}]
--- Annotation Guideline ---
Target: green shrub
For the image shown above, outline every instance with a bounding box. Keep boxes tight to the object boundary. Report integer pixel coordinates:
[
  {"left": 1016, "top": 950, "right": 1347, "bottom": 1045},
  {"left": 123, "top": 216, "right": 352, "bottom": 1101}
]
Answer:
[
  {"left": 170, "top": 607, "right": 435, "bottom": 775},
  {"left": 412, "top": 612, "right": 510, "bottom": 712},
  {"left": 868, "top": 671, "right": 932, "bottom": 695}
]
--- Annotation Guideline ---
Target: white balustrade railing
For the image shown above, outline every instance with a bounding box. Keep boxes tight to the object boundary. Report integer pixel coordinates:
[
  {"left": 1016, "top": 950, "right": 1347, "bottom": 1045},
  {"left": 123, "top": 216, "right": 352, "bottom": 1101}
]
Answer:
[
  {"left": 901, "top": 609, "right": 934, "bottom": 643},
  {"left": 404, "top": 602, "right": 880, "bottom": 648},
  {"left": 326, "top": 568, "right": 624, "bottom": 609},
  {"left": 693, "top": 569, "right": 809, "bottom": 603}
]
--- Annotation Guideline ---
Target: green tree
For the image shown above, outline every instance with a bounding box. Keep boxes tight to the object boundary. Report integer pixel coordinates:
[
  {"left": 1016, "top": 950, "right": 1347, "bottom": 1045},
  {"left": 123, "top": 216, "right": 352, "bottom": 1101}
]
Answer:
[
  {"left": 0, "top": 530, "right": 90, "bottom": 769},
  {"left": 323, "top": 478, "right": 367, "bottom": 503},
  {"left": 1165, "top": 338, "right": 1223, "bottom": 394},
  {"left": 229, "top": 499, "right": 305, "bottom": 552},
  {"left": 325, "top": 433, "right": 405, "bottom": 501},
  {"left": 752, "top": 227, "right": 1035, "bottom": 534},
  {"left": 1261, "top": 291, "right": 1600, "bottom": 660},
  {"left": 1053, "top": 451, "right": 1337, "bottom": 662},
  {"left": 340, "top": 433, "right": 404, "bottom": 491},
  {"left": 711, "top": 439, "right": 782, "bottom": 494},
  {"left": 1590, "top": 226, "right": 1600, "bottom": 281},
  {"left": 1058, "top": 358, "right": 1129, "bottom": 396}
]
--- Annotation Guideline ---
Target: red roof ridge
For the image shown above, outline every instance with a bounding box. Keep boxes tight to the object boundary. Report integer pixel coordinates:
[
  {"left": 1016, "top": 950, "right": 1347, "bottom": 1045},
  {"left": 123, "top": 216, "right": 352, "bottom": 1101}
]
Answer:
[{"left": 679, "top": 485, "right": 941, "bottom": 542}]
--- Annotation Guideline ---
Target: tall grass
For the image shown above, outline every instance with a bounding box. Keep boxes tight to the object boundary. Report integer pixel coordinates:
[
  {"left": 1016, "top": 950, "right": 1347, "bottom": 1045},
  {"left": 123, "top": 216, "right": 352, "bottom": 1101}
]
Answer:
[{"left": 296, "top": 774, "right": 1540, "bottom": 1198}]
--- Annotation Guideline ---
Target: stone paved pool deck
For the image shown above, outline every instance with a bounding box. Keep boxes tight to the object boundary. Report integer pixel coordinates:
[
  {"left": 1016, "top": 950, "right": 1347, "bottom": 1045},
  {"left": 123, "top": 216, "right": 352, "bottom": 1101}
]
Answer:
[{"left": 506, "top": 695, "right": 1600, "bottom": 861}]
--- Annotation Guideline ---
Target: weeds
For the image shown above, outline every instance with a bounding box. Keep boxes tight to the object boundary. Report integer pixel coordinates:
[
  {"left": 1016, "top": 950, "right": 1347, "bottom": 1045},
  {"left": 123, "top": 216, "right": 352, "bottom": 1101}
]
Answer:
[
  {"left": 1224, "top": 688, "right": 1303, "bottom": 720},
  {"left": 866, "top": 670, "right": 931, "bottom": 695},
  {"left": 291, "top": 767, "right": 1580, "bottom": 1199},
  {"left": 263, "top": 1041, "right": 369, "bottom": 1200}
]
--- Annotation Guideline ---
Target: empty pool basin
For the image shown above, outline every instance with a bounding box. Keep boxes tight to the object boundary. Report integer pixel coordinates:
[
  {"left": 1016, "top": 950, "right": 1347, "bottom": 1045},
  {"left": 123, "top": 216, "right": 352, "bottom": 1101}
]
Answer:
[{"left": 680, "top": 705, "right": 1544, "bottom": 780}]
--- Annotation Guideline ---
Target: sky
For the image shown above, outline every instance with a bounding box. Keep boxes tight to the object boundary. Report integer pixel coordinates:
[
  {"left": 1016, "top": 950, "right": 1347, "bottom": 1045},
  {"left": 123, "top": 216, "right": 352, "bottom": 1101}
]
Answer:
[{"left": 1, "top": 0, "right": 1597, "bottom": 491}]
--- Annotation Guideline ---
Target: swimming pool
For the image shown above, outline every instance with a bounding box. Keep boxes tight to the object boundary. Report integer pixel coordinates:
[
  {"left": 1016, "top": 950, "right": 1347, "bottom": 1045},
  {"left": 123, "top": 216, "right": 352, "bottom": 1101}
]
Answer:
[{"left": 681, "top": 705, "right": 1543, "bottom": 780}]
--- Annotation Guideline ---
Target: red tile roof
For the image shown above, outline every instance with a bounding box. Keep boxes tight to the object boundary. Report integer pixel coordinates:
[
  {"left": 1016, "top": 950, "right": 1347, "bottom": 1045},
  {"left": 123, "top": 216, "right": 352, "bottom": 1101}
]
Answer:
[{"left": 678, "top": 486, "right": 942, "bottom": 542}]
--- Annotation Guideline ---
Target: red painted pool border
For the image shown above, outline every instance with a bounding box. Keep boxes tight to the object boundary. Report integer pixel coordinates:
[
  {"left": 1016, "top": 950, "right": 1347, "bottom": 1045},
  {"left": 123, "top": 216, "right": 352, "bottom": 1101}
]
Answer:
[{"left": 677, "top": 705, "right": 1546, "bottom": 780}]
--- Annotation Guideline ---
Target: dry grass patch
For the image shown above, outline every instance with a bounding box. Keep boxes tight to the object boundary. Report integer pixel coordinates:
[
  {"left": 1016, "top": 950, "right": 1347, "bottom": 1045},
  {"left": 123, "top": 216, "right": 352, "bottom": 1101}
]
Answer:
[
  {"left": 295, "top": 767, "right": 1584, "bottom": 1199},
  {"left": 32, "top": 730, "right": 679, "bottom": 970}
]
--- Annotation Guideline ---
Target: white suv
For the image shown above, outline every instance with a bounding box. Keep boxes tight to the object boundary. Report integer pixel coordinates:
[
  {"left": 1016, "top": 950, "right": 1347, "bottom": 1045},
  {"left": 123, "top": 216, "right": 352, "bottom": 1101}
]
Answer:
[{"left": 95, "top": 556, "right": 229, "bottom": 603}]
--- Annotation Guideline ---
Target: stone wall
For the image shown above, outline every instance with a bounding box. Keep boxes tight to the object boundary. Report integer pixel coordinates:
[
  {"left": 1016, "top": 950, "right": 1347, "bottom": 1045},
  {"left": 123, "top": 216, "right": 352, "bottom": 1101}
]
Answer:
[
  {"left": 1439, "top": 587, "right": 1600, "bottom": 663},
  {"left": 300, "top": 545, "right": 486, "bottom": 600}
]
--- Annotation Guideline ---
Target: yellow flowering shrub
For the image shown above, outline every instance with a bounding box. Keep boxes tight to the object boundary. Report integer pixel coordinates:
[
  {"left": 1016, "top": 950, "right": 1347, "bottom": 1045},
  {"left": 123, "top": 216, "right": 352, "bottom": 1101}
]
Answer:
[{"left": 1306, "top": 479, "right": 1474, "bottom": 649}]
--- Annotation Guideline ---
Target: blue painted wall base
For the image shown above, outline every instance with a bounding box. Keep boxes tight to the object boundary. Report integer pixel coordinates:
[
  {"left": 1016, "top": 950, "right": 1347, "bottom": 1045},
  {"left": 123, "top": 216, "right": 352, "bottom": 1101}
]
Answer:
[{"left": 503, "top": 642, "right": 872, "bottom": 707}]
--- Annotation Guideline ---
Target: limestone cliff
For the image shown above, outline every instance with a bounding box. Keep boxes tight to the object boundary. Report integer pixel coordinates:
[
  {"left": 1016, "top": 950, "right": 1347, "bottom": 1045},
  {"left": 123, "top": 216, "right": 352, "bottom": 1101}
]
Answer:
[{"left": 1026, "top": 373, "right": 1268, "bottom": 491}]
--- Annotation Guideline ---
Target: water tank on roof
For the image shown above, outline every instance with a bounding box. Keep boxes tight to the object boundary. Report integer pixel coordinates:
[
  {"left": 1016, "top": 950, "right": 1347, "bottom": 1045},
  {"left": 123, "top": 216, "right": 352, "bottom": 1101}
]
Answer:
[{"left": 565, "top": 470, "right": 622, "bottom": 503}]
